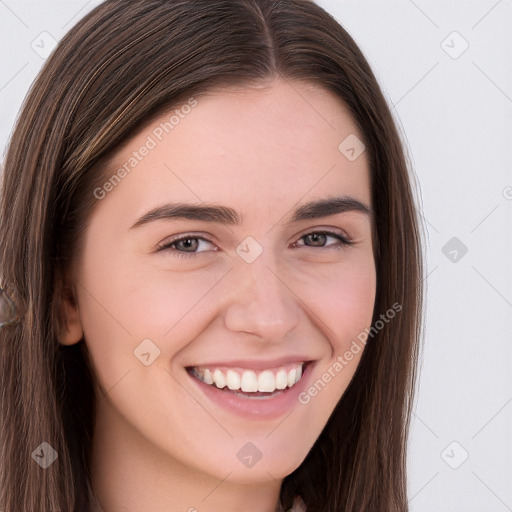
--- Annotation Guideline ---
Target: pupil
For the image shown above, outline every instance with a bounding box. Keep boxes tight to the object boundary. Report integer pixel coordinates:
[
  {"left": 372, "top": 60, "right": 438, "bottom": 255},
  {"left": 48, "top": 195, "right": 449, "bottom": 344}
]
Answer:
[
  {"left": 180, "top": 238, "right": 197, "bottom": 251},
  {"left": 308, "top": 233, "right": 326, "bottom": 246}
]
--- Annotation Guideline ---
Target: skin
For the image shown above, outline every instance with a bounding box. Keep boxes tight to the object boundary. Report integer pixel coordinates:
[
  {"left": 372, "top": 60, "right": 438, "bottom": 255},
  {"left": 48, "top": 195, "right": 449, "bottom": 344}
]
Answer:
[{"left": 59, "top": 77, "right": 376, "bottom": 512}]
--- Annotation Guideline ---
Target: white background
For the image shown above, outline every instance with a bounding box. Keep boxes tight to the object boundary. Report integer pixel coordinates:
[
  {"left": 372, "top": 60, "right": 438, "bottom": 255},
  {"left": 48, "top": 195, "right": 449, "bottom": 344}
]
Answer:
[{"left": 1, "top": 1, "right": 511, "bottom": 511}]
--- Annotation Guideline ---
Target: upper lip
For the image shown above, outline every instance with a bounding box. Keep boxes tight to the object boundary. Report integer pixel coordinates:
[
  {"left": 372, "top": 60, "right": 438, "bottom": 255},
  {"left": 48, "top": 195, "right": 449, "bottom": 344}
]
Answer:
[{"left": 187, "top": 356, "right": 314, "bottom": 371}]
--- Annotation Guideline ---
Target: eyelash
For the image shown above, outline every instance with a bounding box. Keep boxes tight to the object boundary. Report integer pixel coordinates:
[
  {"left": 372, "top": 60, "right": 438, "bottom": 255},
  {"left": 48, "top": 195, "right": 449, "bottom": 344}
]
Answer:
[{"left": 156, "top": 230, "right": 354, "bottom": 259}]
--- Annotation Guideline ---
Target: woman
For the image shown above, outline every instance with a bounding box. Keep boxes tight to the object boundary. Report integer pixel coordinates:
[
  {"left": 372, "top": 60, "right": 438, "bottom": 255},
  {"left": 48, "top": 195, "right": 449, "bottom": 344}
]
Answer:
[{"left": 0, "top": 1, "right": 423, "bottom": 511}]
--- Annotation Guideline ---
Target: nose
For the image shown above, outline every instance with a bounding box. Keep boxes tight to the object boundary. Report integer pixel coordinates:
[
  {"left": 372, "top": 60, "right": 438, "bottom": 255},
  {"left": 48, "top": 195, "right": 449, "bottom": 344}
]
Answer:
[{"left": 222, "top": 251, "right": 301, "bottom": 342}]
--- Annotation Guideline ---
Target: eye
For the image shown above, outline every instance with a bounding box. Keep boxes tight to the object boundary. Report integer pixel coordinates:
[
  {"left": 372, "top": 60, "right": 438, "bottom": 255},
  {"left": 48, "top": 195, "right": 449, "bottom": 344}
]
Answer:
[
  {"left": 156, "top": 235, "right": 217, "bottom": 259},
  {"left": 156, "top": 229, "right": 354, "bottom": 260},
  {"left": 294, "top": 230, "right": 354, "bottom": 249}
]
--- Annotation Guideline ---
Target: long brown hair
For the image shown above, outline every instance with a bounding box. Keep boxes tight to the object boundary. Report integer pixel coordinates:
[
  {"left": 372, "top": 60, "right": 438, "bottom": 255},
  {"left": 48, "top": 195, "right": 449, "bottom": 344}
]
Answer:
[{"left": 0, "top": 1, "right": 423, "bottom": 510}]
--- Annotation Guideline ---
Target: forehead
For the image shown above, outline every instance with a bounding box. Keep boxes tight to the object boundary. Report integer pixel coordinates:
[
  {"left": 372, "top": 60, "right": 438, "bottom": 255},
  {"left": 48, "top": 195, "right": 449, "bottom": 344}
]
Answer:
[{"left": 100, "top": 78, "right": 371, "bottom": 221}]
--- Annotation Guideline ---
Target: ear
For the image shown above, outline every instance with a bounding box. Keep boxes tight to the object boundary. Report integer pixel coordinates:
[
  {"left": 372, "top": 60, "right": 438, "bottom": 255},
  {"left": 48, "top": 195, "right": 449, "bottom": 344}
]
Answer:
[{"left": 55, "top": 271, "right": 84, "bottom": 346}]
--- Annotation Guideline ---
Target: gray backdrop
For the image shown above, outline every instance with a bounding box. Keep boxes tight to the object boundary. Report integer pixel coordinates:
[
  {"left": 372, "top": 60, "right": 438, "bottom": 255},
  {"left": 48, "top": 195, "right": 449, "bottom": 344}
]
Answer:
[{"left": 1, "top": 1, "right": 511, "bottom": 510}]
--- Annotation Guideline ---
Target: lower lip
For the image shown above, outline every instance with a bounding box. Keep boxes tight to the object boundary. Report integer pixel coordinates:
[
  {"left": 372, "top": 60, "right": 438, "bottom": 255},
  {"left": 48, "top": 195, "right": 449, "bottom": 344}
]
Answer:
[{"left": 186, "top": 362, "right": 314, "bottom": 420}]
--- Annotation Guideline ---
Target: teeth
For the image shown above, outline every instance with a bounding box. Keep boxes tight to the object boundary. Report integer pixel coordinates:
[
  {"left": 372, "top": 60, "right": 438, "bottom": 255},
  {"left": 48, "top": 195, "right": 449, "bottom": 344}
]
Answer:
[
  {"left": 191, "top": 363, "right": 305, "bottom": 393},
  {"left": 212, "top": 369, "right": 226, "bottom": 389},
  {"left": 275, "top": 369, "right": 288, "bottom": 390},
  {"left": 287, "top": 367, "right": 297, "bottom": 387},
  {"left": 258, "top": 370, "right": 275, "bottom": 392},
  {"left": 240, "top": 370, "right": 258, "bottom": 392},
  {"left": 226, "top": 369, "right": 241, "bottom": 390},
  {"left": 203, "top": 368, "right": 214, "bottom": 385}
]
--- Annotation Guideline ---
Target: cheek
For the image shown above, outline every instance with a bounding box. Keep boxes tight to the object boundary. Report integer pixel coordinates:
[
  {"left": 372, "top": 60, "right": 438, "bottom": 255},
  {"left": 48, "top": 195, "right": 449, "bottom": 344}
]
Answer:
[
  {"left": 324, "top": 264, "right": 376, "bottom": 345},
  {"left": 293, "top": 253, "right": 376, "bottom": 405},
  {"left": 297, "top": 251, "right": 377, "bottom": 349},
  {"left": 75, "top": 243, "right": 225, "bottom": 388},
  {"left": 78, "top": 237, "right": 375, "bottom": 382}
]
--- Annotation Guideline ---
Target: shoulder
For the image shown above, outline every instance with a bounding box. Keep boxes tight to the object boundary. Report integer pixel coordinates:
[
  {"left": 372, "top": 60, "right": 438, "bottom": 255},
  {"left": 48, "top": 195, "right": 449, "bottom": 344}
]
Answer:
[{"left": 290, "top": 495, "right": 307, "bottom": 512}]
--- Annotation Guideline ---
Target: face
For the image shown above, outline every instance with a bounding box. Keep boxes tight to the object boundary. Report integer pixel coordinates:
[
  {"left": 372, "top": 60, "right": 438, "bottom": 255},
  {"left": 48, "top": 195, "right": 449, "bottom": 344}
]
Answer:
[{"left": 62, "top": 78, "right": 376, "bottom": 484}]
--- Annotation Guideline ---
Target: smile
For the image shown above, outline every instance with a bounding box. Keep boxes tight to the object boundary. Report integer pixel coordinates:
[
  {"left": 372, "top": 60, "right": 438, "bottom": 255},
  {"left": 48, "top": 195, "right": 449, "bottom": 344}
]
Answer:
[{"left": 188, "top": 362, "right": 307, "bottom": 395}]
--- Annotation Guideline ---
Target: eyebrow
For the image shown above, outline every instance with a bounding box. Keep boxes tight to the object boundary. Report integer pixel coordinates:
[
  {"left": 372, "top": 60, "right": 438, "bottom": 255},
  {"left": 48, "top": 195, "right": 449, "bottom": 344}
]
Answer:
[{"left": 130, "top": 196, "right": 372, "bottom": 229}]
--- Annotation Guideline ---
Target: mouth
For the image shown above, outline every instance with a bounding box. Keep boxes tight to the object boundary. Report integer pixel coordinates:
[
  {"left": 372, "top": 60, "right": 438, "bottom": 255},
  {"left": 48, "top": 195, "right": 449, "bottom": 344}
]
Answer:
[{"left": 186, "top": 361, "right": 311, "bottom": 400}]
